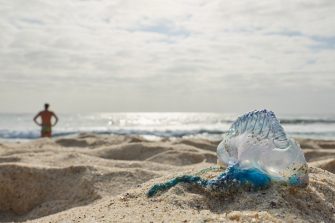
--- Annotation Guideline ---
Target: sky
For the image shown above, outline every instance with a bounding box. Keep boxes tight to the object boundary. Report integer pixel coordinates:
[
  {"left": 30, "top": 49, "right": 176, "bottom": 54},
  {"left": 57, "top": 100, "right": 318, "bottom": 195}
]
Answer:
[{"left": 0, "top": 0, "right": 335, "bottom": 114}]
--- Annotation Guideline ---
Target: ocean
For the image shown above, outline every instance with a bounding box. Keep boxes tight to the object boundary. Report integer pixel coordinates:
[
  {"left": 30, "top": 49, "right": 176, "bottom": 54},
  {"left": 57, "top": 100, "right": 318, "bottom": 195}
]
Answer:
[{"left": 1, "top": 112, "right": 335, "bottom": 141}]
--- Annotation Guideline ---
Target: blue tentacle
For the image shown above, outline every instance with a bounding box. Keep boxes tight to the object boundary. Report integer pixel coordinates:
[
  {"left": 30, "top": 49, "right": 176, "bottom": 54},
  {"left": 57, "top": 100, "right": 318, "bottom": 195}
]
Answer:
[
  {"left": 147, "top": 164, "right": 271, "bottom": 197},
  {"left": 147, "top": 175, "right": 208, "bottom": 197}
]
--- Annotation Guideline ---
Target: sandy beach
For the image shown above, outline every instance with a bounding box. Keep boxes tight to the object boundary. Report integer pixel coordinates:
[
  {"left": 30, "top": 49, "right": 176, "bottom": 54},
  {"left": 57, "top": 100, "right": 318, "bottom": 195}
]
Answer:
[{"left": 0, "top": 134, "right": 334, "bottom": 222}]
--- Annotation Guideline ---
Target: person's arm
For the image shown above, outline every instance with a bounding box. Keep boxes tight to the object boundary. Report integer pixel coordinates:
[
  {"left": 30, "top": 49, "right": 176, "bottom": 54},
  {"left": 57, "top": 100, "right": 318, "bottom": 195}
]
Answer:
[
  {"left": 52, "top": 113, "right": 59, "bottom": 126},
  {"left": 33, "top": 113, "right": 41, "bottom": 126}
]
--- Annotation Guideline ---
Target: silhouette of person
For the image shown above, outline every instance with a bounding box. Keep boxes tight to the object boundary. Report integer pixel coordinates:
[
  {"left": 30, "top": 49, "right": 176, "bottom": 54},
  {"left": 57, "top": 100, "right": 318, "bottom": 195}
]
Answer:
[{"left": 33, "top": 103, "right": 59, "bottom": 137}]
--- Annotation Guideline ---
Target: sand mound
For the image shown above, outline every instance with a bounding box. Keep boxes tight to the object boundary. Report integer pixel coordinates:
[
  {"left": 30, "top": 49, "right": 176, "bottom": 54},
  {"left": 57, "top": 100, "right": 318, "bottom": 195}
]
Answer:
[
  {"left": 119, "top": 167, "right": 335, "bottom": 222},
  {"left": 310, "top": 158, "right": 335, "bottom": 173},
  {"left": 55, "top": 134, "right": 148, "bottom": 148},
  {"left": 0, "top": 163, "right": 161, "bottom": 222},
  {"left": 146, "top": 149, "right": 216, "bottom": 165},
  {"left": 173, "top": 138, "right": 218, "bottom": 152},
  {"left": 303, "top": 149, "right": 335, "bottom": 162},
  {"left": 34, "top": 166, "right": 335, "bottom": 223},
  {"left": 94, "top": 168, "right": 160, "bottom": 196},
  {"left": 55, "top": 138, "right": 91, "bottom": 148},
  {"left": 0, "top": 156, "right": 20, "bottom": 163},
  {"left": 296, "top": 138, "right": 335, "bottom": 163},
  {"left": 90, "top": 142, "right": 217, "bottom": 166},
  {"left": 0, "top": 164, "right": 98, "bottom": 221},
  {"left": 91, "top": 143, "right": 172, "bottom": 160}
]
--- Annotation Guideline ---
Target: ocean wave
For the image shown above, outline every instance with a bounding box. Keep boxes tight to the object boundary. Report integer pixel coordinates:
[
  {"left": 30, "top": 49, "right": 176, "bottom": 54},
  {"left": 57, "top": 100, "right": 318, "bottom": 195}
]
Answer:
[
  {"left": 280, "top": 119, "right": 335, "bottom": 124},
  {"left": 1, "top": 128, "right": 335, "bottom": 140},
  {"left": 214, "top": 117, "right": 335, "bottom": 125},
  {"left": 0, "top": 129, "right": 227, "bottom": 140}
]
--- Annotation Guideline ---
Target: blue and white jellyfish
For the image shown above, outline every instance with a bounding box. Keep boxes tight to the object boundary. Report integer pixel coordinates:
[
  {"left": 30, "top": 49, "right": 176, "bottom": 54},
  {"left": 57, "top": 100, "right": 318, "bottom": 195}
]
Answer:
[{"left": 147, "top": 110, "right": 308, "bottom": 197}]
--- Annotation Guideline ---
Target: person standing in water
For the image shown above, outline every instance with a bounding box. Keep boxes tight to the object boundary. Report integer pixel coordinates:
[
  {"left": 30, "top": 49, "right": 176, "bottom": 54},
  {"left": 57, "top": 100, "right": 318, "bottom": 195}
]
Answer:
[{"left": 33, "top": 103, "right": 59, "bottom": 137}]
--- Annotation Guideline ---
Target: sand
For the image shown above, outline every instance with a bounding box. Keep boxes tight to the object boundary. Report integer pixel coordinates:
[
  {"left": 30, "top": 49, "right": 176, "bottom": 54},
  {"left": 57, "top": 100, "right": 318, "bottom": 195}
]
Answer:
[{"left": 0, "top": 134, "right": 334, "bottom": 222}]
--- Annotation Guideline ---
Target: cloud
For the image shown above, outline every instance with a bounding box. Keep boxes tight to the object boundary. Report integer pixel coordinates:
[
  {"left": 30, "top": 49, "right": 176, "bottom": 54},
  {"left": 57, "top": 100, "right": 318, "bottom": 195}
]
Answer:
[
  {"left": 0, "top": 0, "right": 335, "bottom": 113},
  {"left": 132, "top": 19, "right": 190, "bottom": 38}
]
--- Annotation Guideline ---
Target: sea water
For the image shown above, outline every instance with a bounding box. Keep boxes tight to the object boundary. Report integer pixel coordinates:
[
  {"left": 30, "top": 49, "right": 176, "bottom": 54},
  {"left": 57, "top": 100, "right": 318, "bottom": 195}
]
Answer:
[{"left": 0, "top": 112, "right": 335, "bottom": 141}]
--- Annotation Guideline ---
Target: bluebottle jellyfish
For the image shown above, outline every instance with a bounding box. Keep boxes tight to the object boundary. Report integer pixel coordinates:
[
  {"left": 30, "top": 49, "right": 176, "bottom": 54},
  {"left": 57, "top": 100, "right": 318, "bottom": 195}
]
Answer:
[{"left": 147, "top": 110, "right": 308, "bottom": 197}]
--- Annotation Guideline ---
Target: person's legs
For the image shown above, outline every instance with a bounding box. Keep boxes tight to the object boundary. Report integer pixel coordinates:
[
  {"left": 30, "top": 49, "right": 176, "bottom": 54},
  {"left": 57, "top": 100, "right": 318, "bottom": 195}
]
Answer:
[
  {"left": 41, "top": 131, "right": 51, "bottom": 137},
  {"left": 41, "top": 125, "right": 52, "bottom": 137}
]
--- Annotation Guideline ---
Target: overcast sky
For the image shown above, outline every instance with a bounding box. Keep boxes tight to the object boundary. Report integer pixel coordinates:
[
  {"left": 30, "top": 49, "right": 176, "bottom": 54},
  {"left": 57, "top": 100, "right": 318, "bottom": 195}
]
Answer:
[{"left": 0, "top": 0, "right": 334, "bottom": 114}]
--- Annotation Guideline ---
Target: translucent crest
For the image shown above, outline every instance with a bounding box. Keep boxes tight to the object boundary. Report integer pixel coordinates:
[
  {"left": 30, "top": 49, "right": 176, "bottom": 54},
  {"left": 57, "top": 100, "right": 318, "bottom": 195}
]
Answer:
[{"left": 217, "top": 110, "right": 309, "bottom": 187}]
